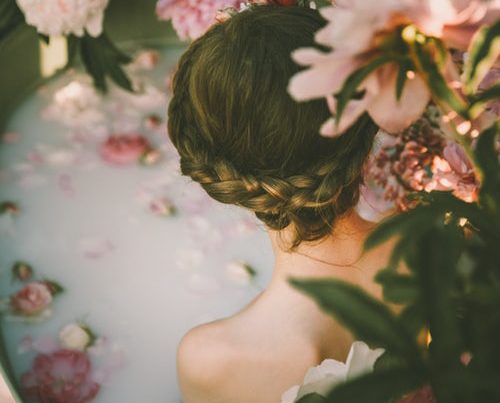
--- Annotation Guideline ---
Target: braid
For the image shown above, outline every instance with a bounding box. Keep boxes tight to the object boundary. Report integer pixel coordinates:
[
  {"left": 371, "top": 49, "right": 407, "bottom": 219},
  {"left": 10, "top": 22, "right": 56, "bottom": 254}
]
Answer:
[{"left": 167, "top": 6, "right": 378, "bottom": 248}]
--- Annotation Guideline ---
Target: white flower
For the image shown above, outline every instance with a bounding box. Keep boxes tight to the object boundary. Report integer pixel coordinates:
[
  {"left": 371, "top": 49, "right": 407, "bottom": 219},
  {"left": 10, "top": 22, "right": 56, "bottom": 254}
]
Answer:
[
  {"left": 16, "top": 0, "right": 109, "bottom": 37},
  {"left": 281, "top": 341, "right": 384, "bottom": 403},
  {"left": 42, "top": 79, "right": 106, "bottom": 131},
  {"left": 59, "top": 323, "right": 93, "bottom": 351}
]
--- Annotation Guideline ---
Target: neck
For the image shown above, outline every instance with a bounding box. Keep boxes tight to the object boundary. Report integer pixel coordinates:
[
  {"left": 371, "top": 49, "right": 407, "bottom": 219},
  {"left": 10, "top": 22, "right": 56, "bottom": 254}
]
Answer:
[{"left": 268, "top": 210, "right": 378, "bottom": 290}]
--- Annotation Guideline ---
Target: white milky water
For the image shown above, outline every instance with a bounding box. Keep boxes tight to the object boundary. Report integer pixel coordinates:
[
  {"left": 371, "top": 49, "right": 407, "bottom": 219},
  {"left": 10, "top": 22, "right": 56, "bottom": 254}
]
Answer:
[{"left": 0, "top": 47, "right": 274, "bottom": 403}]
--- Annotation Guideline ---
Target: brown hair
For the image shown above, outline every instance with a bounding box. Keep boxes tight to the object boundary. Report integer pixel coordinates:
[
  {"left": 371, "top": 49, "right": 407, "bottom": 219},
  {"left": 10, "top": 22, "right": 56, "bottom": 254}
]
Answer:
[{"left": 168, "top": 5, "right": 378, "bottom": 248}]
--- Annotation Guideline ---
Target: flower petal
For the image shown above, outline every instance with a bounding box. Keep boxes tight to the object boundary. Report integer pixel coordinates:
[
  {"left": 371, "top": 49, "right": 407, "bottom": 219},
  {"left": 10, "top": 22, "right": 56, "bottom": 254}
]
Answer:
[{"left": 367, "top": 67, "right": 431, "bottom": 134}]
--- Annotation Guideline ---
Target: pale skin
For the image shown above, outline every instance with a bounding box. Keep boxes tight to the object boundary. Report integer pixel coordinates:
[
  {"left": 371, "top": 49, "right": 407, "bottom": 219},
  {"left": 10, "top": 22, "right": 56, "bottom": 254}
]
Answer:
[{"left": 177, "top": 210, "right": 396, "bottom": 403}]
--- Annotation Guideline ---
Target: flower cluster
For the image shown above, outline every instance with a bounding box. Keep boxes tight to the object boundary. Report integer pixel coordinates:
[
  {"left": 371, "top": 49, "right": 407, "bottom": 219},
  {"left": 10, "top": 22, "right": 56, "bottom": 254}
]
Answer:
[
  {"left": 20, "top": 323, "right": 103, "bottom": 403},
  {"left": 367, "top": 112, "right": 479, "bottom": 211},
  {"left": 16, "top": 0, "right": 109, "bottom": 37}
]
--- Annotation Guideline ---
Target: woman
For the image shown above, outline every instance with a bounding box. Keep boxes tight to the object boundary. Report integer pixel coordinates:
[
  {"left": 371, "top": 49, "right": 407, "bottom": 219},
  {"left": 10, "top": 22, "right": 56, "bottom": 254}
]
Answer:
[{"left": 168, "top": 5, "right": 394, "bottom": 403}]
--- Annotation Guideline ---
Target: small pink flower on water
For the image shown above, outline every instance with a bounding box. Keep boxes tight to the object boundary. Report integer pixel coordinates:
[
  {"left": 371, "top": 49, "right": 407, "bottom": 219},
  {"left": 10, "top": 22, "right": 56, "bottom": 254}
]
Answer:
[
  {"left": 21, "top": 349, "right": 100, "bottom": 403},
  {"left": 139, "top": 148, "right": 163, "bottom": 166},
  {"left": 100, "top": 134, "right": 150, "bottom": 166},
  {"left": 144, "top": 114, "right": 163, "bottom": 130},
  {"left": 10, "top": 282, "right": 53, "bottom": 316}
]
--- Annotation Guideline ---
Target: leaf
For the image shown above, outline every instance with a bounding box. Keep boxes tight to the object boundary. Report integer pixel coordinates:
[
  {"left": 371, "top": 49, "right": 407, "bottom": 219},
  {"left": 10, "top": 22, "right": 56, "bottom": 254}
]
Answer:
[
  {"left": 0, "top": 0, "right": 24, "bottom": 41},
  {"left": 413, "top": 41, "right": 468, "bottom": 117},
  {"left": 295, "top": 393, "right": 327, "bottom": 403},
  {"left": 78, "top": 32, "right": 133, "bottom": 92},
  {"left": 395, "top": 59, "right": 414, "bottom": 101},
  {"left": 469, "top": 84, "right": 500, "bottom": 118},
  {"left": 374, "top": 351, "right": 408, "bottom": 372},
  {"left": 398, "top": 303, "right": 426, "bottom": 336},
  {"left": 475, "top": 122, "right": 500, "bottom": 215},
  {"left": 335, "top": 55, "right": 395, "bottom": 126},
  {"left": 375, "top": 268, "right": 418, "bottom": 304},
  {"left": 408, "top": 225, "right": 464, "bottom": 364},
  {"left": 324, "top": 368, "right": 424, "bottom": 403},
  {"left": 290, "top": 279, "right": 419, "bottom": 360},
  {"left": 463, "top": 21, "right": 500, "bottom": 94}
]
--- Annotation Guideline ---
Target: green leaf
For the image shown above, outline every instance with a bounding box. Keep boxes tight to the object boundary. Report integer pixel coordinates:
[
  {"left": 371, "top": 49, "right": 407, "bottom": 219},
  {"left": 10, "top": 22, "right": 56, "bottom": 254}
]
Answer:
[
  {"left": 290, "top": 279, "right": 419, "bottom": 360},
  {"left": 398, "top": 303, "right": 426, "bottom": 336},
  {"left": 413, "top": 41, "right": 468, "bottom": 117},
  {"left": 475, "top": 122, "right": 500, "bottom": 214},
  {"left": 0, "top": 0, "right": 24, "bottom": 42},
  {"left": 395, "top": 59, "right": 414, "bottom": 101},
  {"left": 335, "top": 55, "right": 395, "bottom": 126},
  {"left": 79, "top": 32, "right": 133, "bottom": 92},
  {"left": 463, "top": 21, "right": 500, "bottom": 94},
  {"left": 408, "top": 225, "right": 464, "bottom": 363},
  {"left": 375, "top": 268, "right": 418, "bottom": 304},
  {"left": 295, "top": 393, "right": 327, "bottom": 403},
  {"left": 470, "top": 84, "right": 500, "bottom": 118},
  {"left": 374, "top": 351, "right": 408, "bottom": 372},
  {"left": 324, "top": 368, "right": 424, "bottom": 403}
]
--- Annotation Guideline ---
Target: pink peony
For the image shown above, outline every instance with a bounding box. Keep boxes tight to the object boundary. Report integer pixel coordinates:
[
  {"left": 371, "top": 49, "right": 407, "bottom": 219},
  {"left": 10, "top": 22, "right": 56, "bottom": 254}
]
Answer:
[
  {"left": 288, "top": 1, "right": 431, "bottom": 136},
  {"left": 100, "top": 134, "right": 150, "bottom": 166},
  {"left": 156, "top": 0, "right": 245, "bottom": 41},
  {"left": 288, "top": 0, "right": 499, "bottom": 136},
  {"left": 21, "top": 349, "right": 100, "bottom": 403},
  {"left": 10, "top": 282, "right": 53, "bottom": 316}
]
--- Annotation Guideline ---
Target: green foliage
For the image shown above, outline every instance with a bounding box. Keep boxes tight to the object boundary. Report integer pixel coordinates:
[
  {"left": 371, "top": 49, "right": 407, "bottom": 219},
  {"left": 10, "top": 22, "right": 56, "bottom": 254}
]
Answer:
[
  {"left": 463, "top": 21, "right": 500, "bottom": 94},
  {"left": 290, "top": 279, "right": 420, "bottom": 362},
  {"left": 0, "top": 0, "right": 24, "bottom": 42},
  {"left": 295, "top": 393, "right": 327, "bottom": 403},
  {"left": 324, "top": 368, "right": 423, "bottom": 403},
  {"left": 72, "top": 33, "right": 133, "bottom": 92}
]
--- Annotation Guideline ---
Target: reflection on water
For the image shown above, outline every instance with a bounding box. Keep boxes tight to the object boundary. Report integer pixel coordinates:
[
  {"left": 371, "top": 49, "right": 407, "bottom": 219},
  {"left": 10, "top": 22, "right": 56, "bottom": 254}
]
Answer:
[{"left": 0, "top": 48, "right": 274, "bottom": 402}]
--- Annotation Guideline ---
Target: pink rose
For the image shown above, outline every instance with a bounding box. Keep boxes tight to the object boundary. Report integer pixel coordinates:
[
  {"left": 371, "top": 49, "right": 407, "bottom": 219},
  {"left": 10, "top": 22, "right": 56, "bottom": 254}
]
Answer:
[
  {"left": 100, "top": 134, "right": 150, "bottom": 166},
  {"left": 21, "top": 349, "right": 100, "bottom": 403},
  {"left": 10, "top": 282, "right": 53, "bottom": 316}
]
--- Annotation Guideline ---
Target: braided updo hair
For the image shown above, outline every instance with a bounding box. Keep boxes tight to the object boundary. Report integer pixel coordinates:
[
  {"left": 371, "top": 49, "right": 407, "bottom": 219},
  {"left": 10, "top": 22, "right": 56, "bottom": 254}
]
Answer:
[{"left": 168, "top": 5, "right": 378, "bottom": 248}]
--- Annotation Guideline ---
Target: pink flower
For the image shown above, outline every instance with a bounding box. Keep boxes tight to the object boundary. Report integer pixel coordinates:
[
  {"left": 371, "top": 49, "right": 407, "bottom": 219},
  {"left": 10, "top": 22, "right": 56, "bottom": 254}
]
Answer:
[
  {"left": 21, "top": 349, "right": 100, "bottom": 403},
  {"left": 427, "top": 141, "right": 479, "bottom": 202},
  {"left": 100, "top": 134, "right": 150, "bottom": 166},
  {"left": 414, "top": 0, "right": 500, "bottom": 50},
  {"left": 10, "top": 282, "right": 53, "bottom": 316},
  {"left": 156, "top": 0, "right": 245, "bottom": 41},
  {"left": 288, "top": 2, "right": 431, "bottom": 135}
]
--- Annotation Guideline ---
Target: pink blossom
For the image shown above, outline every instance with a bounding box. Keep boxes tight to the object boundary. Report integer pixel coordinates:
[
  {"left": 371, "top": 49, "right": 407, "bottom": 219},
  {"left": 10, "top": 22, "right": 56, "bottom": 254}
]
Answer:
[
  {"left": 427, "top": 141, "right": 479, "bottom": 202},
  {"left": 288, "top": 2, "right": 431, "bottom": 135},
  {"left": 156, "top": 0, "right": 245, "bottom": 41},
  {"left": 10, "top": 282, "right": 53, "bottom": 316},
  {"left": 21, "top": 349, "right": 100, "bottom": 403},
  {"left": 100, "top": 134, "right": 150, "bottom": 166},
  {"left": 288, "top": 0, "right": 499, "bottom": 136},
  {"left": 414, "top": 0, "right": 500, "bottom": 50}
]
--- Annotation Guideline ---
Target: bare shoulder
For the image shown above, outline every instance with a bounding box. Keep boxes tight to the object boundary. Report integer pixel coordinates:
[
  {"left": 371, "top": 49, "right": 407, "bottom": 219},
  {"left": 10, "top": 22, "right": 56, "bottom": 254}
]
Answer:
[{"left": 177, "top": 320, "right": 235, "bottom": 403}]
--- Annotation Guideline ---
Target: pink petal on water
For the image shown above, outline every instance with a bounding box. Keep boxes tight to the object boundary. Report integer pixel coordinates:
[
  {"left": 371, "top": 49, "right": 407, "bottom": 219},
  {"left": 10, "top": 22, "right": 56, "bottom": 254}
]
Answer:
[{"left": 32, "top": 335, "right": 58, "bottom": 354}]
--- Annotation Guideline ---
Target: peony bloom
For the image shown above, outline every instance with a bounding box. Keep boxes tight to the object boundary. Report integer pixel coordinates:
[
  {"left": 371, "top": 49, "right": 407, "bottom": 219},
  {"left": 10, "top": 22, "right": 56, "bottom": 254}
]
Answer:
[
  {"left": 281, "top": 342, "right": 384, "bottom": 402},
  {"left": 21, "top": 349, "right": 100, "bottom": 403},
  {"left": 156, "top": 0, "right": 245, "bottom": 41},
  {"left": 288, "top": 0, "right": 499, "bottom": 136},
  {"left": 10, "top": 282, "right": 53, "bottom": 316},
  {"left": 15, "top": 0, "right": 109, "bottom": 37},
  {"left": 100, "top": 134, "right": 151, "bottom": 166},
  {"left": 288, "top": 1, "right": 431, "bottom": 136}
]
